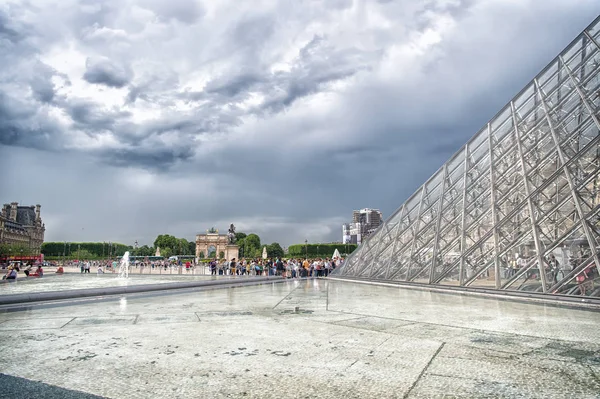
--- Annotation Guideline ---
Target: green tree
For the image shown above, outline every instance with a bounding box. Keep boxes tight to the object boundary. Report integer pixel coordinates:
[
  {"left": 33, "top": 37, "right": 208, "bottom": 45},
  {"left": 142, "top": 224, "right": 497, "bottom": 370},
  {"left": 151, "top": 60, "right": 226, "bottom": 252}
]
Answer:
[
  {"left": 74, "top": 249, "right": 95, "bottom": 259},
  {"left": 161, "top": 247, "right": 173, "bottom": 259},
  {"left": 0, "top": 244, "right": 33, "bottom": 256},
  {"left": 267, "top": 242, "right": 284, "bottom": 259},
  {"left": 177, "top": 238, "right": 189, "bottom": 255},
  {"left": 243, "top": 234, "right": 261, "bottom": 257},
  {"left": 188, "top": 240, "right": 196, "bottom": 255},
  {"left": 40, "top": 242, "right": 131, "bottom": 258},
  {"left": 137, "top": 245, "right": 154, "bottom": 257},
  {"left": 153, "top": 235, "right": 178, "bottom": 253},
  {"left": 287, "top": 243, "right": 357, "bottom": 257},
  {"left": 219, "top": 251, "right": 225, "bottom": 259},
  {"left": 235, "top": 232, "right": 247, "bottom": 242},
  {"left": 198, "top": 251, "right": 205, "bottom": 259}
]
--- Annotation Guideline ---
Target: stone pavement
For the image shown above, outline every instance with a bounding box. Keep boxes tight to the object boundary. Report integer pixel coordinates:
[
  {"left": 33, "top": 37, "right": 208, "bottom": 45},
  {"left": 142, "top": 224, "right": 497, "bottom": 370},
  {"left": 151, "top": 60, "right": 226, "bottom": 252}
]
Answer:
[{"left": 0, "top": 279, "right": 599, "bottom": 398}]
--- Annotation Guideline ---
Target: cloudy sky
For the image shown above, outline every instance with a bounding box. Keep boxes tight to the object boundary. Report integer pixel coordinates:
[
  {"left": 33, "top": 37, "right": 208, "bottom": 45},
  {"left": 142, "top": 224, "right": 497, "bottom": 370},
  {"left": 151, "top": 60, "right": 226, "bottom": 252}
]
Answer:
[{"left": 1, "top": 0, "right": 599, "bottom": 247}]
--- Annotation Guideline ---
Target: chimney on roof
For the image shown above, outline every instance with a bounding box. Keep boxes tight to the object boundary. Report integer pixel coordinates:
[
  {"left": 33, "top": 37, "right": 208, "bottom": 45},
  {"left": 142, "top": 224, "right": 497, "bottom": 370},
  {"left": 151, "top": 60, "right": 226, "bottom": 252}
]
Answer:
[
  {"left": 35, "top": 204, "right": 41, "bottom": 221},
  {"left": 10, "top": 202, "right": 18, "bottom": 222},
  {"left": 1, "top": 204, "right": 9, "bottom": 219}
]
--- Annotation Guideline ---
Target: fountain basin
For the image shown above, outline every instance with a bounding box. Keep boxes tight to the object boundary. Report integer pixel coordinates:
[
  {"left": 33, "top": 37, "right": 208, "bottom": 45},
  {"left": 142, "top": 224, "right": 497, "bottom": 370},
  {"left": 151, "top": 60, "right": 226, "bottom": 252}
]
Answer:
[{"left": 0, "top": 275, "right": 286, "bottom": 305}]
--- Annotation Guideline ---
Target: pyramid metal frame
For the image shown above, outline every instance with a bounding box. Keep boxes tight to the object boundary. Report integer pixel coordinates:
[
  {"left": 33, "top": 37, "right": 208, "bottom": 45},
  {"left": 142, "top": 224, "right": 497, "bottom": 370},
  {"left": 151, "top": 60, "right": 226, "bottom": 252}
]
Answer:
[{"left": 335, "top": 15, "right": 600, "bottom": 298}]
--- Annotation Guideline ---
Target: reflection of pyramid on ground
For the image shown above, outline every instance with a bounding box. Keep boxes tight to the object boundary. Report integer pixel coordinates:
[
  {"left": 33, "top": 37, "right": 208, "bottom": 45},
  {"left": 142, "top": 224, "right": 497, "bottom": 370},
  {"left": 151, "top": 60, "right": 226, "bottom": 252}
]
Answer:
[{"left": 335, "top": 16, "right": 600, "bottom": 298}]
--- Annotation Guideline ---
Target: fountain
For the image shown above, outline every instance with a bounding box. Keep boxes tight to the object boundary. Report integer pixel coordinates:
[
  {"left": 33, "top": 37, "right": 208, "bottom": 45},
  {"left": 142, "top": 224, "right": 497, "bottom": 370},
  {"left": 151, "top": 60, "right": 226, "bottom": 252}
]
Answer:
[{"left": 117, "top": 251, "right": 130, "bottom": 278}]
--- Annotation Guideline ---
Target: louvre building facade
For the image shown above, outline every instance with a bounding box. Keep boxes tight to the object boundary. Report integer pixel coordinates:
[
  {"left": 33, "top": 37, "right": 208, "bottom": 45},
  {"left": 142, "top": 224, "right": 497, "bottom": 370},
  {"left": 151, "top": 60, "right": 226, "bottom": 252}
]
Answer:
[
  {"left": 334, "top": 16, "right": 600, "bottom": 298},
  {"left": 0, "top": 203, "right": 45, "bottom": 254}
]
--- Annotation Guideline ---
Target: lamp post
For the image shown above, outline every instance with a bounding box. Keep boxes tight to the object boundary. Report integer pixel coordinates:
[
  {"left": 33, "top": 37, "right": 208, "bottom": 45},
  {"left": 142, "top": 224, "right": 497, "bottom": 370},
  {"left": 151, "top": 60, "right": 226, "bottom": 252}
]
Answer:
[{"left": 305, "top": 239, "right": 308, "bottom": 258}]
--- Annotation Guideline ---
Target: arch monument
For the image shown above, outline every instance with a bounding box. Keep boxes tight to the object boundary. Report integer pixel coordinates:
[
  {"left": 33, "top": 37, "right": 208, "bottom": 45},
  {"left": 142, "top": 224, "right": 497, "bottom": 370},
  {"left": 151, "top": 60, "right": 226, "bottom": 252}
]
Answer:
[{"left": 196, "top": 227, "right": 239, "bottom": 260}]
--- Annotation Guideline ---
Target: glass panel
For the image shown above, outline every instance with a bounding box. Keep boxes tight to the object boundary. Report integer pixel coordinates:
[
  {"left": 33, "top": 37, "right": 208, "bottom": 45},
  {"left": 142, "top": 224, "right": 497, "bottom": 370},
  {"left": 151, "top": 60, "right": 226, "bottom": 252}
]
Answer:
[
  {"left": 446, "top": 150, "right": 466, "bottom": 176},
  {"left": 548, "top": 225, "right": 595, "bottom": 296},
  {"left": 513, "top": 84, "right": 535, "bottom": 114},
  {"left": 565, "top": 37, "right": 598, "bottom": 77},
  {"left": 434, "top": 242, "right": 462, "bottom": 286},
  {"left": 561, "top": 37, "right": 584, "bottom": 67},
  {"left": 587, "top": 16, "right": 600, "bottom": 40},
  {"left": 581, "top": 66, "right": 600, "bottom": 99},
  {"left": 538, "top": 60, "right": 560, "bottom": 94},
  {"left": 368, "top": 243, "right": 395, "bottom": 279}
]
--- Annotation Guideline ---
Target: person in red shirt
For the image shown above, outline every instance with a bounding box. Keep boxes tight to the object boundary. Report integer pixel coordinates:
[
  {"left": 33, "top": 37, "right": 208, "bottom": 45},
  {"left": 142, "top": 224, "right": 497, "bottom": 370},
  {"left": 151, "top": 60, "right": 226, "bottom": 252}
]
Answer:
[{"left": 29, "top": 265, "right": 44, "bottom": 277}]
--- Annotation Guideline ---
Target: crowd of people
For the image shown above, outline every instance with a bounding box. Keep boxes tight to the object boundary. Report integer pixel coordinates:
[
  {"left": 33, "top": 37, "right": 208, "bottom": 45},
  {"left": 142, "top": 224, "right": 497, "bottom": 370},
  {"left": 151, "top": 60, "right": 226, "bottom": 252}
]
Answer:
[
  {"left": 1, "top": 257, "right": 345, "bottom": 280},
  {"left": 2, "top": 262, "right": 45, "bottom": 280},
  {"left": 208, "top": 257, "right": 343, "bottom": 278}
]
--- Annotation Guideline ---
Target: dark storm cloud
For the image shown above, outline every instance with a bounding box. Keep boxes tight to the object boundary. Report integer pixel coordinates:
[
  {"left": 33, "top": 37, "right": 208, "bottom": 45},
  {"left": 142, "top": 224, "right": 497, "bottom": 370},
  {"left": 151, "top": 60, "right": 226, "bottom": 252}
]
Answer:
[
  {"left": 30, "top": 76, "right": 55, "bottom": 103},
  {"left": 0, "top": 10, "right": 26, "bottom": 43},
  {"left": 0, "top": 92, "right": 59, "bottom": 150},
  {"left": 125, "top": 69, "right": 180, "bottom": 105},
  {"left": 189, "top": 33, "right": 379, "bottom": 115},
  {"left": 68, "top": 100, "right": 123, "bottom": 128},
  {"left": 0, "top": 93, "right": 35, "bottom": 145},
  {"left": 125, "top": 85, "right": 147, "bottom": 104},
  {"left": 204, "top": 73, "right": 264, "bottom": 98},
  {"left": 101, "top": 145, "right": 195, "bottom": 169},
  {"left": 83, "top": 57, "right": 133, "bottom": 88},
  {"left": 262, "top": 42, "right": 377, "bottom": 112}
]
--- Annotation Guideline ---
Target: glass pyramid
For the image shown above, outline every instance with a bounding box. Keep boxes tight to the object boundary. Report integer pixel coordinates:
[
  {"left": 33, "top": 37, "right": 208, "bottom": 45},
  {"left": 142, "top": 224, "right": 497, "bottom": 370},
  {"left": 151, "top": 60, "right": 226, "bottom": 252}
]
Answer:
[{"left": 334, "top": 15, "right": 600, "bottom": 298}]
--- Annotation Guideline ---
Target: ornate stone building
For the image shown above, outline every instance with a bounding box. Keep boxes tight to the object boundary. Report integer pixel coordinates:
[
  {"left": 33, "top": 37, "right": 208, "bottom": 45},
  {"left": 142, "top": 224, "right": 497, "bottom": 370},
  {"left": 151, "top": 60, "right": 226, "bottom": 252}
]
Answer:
[
  {"left": 0, "top": 203, "right": 45, "bottom": 254},
  {"left": 196, "top": 228, "right": 239, "bottom": 261}
]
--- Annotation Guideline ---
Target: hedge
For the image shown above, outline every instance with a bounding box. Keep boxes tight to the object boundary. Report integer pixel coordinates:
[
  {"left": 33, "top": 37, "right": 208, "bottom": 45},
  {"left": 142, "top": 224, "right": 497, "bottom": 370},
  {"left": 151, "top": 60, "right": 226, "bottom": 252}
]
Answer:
[
  {"left": 41, "top": 242, "right": 131, "bottom": 258},
  {"left": 287, "top": 243, "right": 357, "bottom": 258}
]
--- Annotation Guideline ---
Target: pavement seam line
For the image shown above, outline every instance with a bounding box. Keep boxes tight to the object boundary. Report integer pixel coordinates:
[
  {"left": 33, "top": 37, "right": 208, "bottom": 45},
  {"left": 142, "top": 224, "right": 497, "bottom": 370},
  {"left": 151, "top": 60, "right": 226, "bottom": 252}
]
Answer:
[
  {"left": 60, "top": 317, "right": 76, "bottom": 329},
  {"left": 272, "top": 285, "right": 301, "bottom": 309},
  {"left": 587, "top": 365, "right": 600, "bottom": 385},
  {"left": 403, "top": 342, "right": 446, "bottom": 399}
]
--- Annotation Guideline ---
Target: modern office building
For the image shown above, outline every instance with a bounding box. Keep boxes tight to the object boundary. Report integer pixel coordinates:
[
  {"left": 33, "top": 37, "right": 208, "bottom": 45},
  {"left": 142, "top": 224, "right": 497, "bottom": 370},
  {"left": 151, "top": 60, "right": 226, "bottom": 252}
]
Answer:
[
  {"left": 335, "top": 16, "right": 600, "bottom": 298},
  {"left": 343, "top": 208, "right": 383, "bottom": 244}
]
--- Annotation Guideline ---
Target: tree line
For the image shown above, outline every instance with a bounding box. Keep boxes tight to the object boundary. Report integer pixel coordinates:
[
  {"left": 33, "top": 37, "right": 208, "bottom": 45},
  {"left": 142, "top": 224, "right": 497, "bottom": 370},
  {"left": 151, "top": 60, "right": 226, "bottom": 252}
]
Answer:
[
  {"left": 39, "top": 232, "right": 286, "bottom": 260},
  {"left": 287, "top": 243, "right": 357, "bottom": 258},
  {"left": 37, "top": 234, "right": 357, "bottom": 261},
  {"left": 0, "top": 243, "right": 40, "bottom": 257},
  {"left": 40, "top": 242, "right": 131, "bottom": 259}
]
